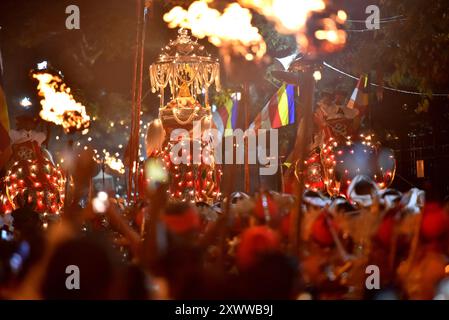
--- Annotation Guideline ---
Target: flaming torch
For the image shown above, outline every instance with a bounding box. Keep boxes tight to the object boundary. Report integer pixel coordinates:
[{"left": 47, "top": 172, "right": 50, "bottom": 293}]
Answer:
[
  {"left": 103, "top": 152, "right": 126, "bottom": 175},
  {"left": 238, "top": 0, "right": 347, "bottom": 55},
  {"left": 163, "top": 0, "right": 267, "bottom": 62},
  {"left": 32, "top": 67, "right": 91, "bottom": 134},
  {"left": 164, "top": 0, "right": 347, "bottom": 58},
  {"left": 239, "top": 0, "right": 326, "bottom": 33},
  {"left": 31, "top": 63, "right": 91, "bottom": 211}
]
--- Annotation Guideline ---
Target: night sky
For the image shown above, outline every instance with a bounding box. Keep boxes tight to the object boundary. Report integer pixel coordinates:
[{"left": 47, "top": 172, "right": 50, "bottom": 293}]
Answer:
[
  {"left": 0, "top": 0, "right": 376, "bottom": 120},
  {"left": 1, "top": 0, "right": 157, "bottom": 119}
]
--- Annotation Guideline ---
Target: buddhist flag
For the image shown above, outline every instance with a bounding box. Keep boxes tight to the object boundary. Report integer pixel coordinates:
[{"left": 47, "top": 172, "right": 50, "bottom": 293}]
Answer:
[
  {"left": 212, "top": 95, "right": 239, "bottom": 137},
  {"left": 0, "top": 46, "right": 10, "bottom": 170},
  {"left": 250, "top": 84, "right": 295, "bottom": 131},
  {"left": 347, "top": 74, "right": 369, "bottom": 114}
]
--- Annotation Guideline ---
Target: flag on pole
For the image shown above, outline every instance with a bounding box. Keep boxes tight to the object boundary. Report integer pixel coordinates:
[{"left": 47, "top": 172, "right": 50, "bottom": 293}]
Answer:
[
  {"left": 212, "top": 95, "right": 239, "bottom": 137},
  {"left": 347, "top": 74, "right": 369, "bottom": 114},
  {"left": 249, "top": 83, "right": 295, "bottom": 131},
  {"left": 0, "top": 44, "right": 11, "bottom": 170}
]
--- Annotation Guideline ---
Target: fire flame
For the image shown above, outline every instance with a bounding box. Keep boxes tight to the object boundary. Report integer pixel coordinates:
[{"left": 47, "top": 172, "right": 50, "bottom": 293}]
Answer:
[
  {"left": 314, "top": 18, "right": 347, "bottom": 44},
  {"left": 239, "top": 0, "right": 326, "bottom": 34},
  {"left": 103, "top": 151, "right": 125, "bottom": 175},
  {"left": 164, "top": 0, "right": 347, "bottom": 57},
  {"left": 32, "top": 72, "right": 91, "bottom": 133},
  {"left": 163, "top": 0, "right": 266, "bottom": 61},
  {"left": 239, "top": 0, "right": 346, "bottom": 53}
]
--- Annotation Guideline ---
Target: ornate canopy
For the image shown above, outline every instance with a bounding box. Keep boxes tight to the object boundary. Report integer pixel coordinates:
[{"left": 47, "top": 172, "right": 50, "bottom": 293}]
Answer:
[{"left": 149, "top": 28, "right": 221, "bottom": 107}]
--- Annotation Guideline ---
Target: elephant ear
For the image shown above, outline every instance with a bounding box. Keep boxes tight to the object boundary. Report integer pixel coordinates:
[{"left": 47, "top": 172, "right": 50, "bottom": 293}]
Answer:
[
  {"left": 376, "top": 147, "right": 396, "bottom": 188},
  {"left": 145, "top": 119, "right": 166, "bottom": 157}
]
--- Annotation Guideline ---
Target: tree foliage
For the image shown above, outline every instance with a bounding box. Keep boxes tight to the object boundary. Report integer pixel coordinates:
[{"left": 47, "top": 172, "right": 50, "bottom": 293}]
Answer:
[{"left": 338, "top": 0, "right": 449, "bottom": 93}]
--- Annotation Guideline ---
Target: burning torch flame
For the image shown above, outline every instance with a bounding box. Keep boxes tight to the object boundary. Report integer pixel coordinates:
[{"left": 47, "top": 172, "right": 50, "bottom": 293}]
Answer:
[
  {"left": 238, "top": 0, "right": 347, "bottom": 53},
  {"left": 164, "top": 0, "right": 347, "bottom": 57},
  {"left": 103, "top": 152, "right": 125, "bottom": 175},
  {"left": 32, "top": 72, "right": 91, "bottom": 133},
  {"left": 239, "top": 0, "right": 326, "bottom": 33},
  {"left": 163, "top": 0, "right": 266, "bottom": 61}
]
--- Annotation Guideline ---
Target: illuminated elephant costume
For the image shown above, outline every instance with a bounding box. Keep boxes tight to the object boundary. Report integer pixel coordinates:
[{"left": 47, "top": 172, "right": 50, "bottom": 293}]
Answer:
[
  {"left": 1, "top": 116, "right": 65, "bottom": 216},
  {"left": 143, "top": 84, "right": 221, "bottom": 204},
  {"left": 301, "top": 94, "right": 395, "bottom": 196},
  {"left": 141, "top": 29, "right": 223, "bottom": 203}
]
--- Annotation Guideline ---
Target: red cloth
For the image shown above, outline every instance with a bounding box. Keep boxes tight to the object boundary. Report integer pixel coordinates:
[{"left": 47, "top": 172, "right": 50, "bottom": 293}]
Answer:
[
  {"left": 280, "top": 213, "right": 291, "bottom": 238},
  {"left": 236, "top": 226, "right": 280, "bottom": 270},
  {"left": 376, "top": 209, "right": 397, "bottom": 247},
  {"left": 254, "top": 193, "right": 279, "bottom": 222},
  {"left": 421, "top": 203, "right": 449, "bottom": 240},
  {"left": 311, "top": 212, "right": 337, "bottom": 247},
  {"left": 161, "top": 208, "right": 200, "bottom": 234}
]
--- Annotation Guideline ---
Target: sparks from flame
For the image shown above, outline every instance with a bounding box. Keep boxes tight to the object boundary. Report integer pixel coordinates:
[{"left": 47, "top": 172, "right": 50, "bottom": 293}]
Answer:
[
  {"left": 163, "top": 0, "right": 266, "bottom": 61},
  {"left": 32, "top": 72, "right": 91, "bottom": 133}
]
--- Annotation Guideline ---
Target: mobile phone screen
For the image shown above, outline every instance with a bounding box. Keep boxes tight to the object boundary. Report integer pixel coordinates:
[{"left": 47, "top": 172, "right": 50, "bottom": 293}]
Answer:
[{"left": 145, "top": 159, "right": 168, "bottom": 191}]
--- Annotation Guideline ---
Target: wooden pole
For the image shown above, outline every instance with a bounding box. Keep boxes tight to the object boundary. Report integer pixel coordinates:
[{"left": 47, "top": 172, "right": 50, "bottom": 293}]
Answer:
[
  {"left": 288, "top": 70, "right": 315, "bottom": 255},
  {"left": 102, "top": 159, "right": 105, "bottom": 189},
  {"left": 63, "top": 139, "right": 74, "bottom": 213},
  {"left": 128, "top": 0, "right": 150, "bottom": 202},
  {"left": 215, "top": 136, "right": 237, "bottom": 269},
  {"left": 127, "top": 0, "right": 142, "bottom": 201},
  {"left": 280, "top": 156, "right": 285, "bottom": 193},
  {"left": 243, "top": 83, "right": 250, "bottom": 194},
  {"left": 133, "top": 1, "right": 150, "bottom": 202}
]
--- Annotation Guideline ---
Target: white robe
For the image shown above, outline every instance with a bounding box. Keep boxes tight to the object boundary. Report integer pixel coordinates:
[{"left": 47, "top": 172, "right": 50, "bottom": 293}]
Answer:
[{"left": 9, "top": 129, "right": 46, "bottom": 146}]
